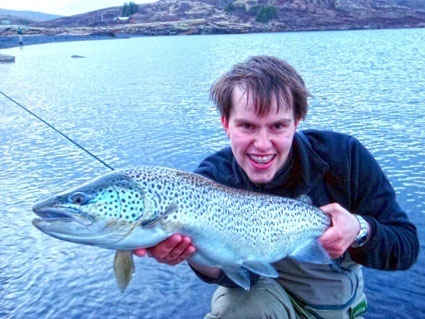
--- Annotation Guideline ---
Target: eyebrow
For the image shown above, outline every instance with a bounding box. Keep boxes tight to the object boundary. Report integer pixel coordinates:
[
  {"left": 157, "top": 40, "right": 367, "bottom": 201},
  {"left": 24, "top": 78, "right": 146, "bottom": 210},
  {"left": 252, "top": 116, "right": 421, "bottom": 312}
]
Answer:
[{"left": 233, "top": 118, "right": 293, "bottom": 125}]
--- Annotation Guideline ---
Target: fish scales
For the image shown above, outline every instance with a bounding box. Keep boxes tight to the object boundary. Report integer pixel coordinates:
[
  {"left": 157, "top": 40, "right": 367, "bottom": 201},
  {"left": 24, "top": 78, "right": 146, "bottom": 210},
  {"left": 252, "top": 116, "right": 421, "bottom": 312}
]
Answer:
[
  {"left": 136, "top": 167, "right": 326, "bottom": 255},
  {"left": 32, "top": 165, "right": 332, "bottom": 292}
]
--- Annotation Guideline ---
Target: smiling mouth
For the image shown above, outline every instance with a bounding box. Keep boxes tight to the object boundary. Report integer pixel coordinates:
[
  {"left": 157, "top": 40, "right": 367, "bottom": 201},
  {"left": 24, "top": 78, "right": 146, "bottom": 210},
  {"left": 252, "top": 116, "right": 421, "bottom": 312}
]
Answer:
[{"left": 249, "top": 154, "right": 275, "bottom": 166}]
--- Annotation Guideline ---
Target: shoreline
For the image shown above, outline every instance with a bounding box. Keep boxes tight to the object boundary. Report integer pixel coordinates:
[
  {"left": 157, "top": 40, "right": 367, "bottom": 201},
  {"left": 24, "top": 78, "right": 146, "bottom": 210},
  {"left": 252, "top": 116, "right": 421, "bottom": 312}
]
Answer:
[
  {"left": 0, "top": 33, "right": 129, "bottom": 50},
  {"left": 1, "top": 25, "right": 423, "bottom": 51}
]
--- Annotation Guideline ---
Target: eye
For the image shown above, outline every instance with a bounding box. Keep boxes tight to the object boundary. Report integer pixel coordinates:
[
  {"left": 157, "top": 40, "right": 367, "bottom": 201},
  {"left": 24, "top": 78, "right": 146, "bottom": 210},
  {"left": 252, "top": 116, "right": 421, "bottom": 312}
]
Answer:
[
  {"left": 240, "top": 123, "right": 254, "bottom": 130},
  {"left": 69, "top": 192, "right": 89, "bottom": 205},
  {"left": 272, "top": 122, "right": 289, "bottom": 131}
]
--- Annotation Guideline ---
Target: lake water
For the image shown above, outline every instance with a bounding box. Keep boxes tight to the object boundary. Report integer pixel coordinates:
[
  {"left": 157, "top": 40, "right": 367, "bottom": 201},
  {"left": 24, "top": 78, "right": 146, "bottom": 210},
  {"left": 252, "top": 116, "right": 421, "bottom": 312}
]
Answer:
[{"left": 0, "top": 28, "right": 424, "bottom": 318}]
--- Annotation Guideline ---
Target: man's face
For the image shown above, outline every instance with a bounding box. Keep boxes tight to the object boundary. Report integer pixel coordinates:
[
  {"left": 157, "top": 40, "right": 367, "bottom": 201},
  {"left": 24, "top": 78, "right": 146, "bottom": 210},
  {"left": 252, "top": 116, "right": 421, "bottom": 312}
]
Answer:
[{"left": 222, "top": 86, "right": 299, "bottom": 184}]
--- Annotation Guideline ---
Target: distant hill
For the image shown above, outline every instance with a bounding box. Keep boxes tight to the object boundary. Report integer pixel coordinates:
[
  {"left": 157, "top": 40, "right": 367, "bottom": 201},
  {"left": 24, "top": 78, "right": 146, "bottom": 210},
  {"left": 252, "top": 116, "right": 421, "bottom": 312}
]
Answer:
[
  {"left": 1, "top": 0, "right": 424, "bottom": 40},
  {"left": 0, "top": 8, "right": 62, "bottom": 23},
  {"left": 30, "top": 0, "right": 425, "bottom": 31}
]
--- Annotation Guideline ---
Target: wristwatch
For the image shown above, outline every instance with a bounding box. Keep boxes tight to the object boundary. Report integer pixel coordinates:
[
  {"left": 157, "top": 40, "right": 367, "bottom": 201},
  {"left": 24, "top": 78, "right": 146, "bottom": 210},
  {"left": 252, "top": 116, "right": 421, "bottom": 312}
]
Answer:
[{"left": 351, "top": 214, "right": 368, "bottom": 248}]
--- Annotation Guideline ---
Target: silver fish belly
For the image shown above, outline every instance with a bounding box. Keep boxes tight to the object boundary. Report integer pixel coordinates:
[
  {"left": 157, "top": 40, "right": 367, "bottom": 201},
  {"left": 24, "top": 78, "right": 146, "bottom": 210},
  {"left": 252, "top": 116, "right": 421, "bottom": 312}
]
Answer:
[{"left": 32, "top": 165, "right": 331, "bottom": 292}]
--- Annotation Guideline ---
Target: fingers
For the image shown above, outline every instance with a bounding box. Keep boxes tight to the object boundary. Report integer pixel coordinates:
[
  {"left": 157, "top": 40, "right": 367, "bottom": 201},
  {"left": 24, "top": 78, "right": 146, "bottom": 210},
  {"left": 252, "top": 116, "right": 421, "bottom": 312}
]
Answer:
[
  {"left": 319, "top": 227, "right": 346, "bottom": 258},
  {"left": 134, "top": 234, "right": 196, "bottom": 266},
  {"left": 155, "top": 236, "right": 196, "bottom": 265},
  {"left": 319, "top": 202, "right": 342, "bottom": 217},
  {"left": 161, "top": 236, "right": 196, "bottom": 263},
  {"left": 319, "top": 203, "right": 359, "bottom": 258},
  {"left": 133, "top": 248, "right": 147, "bottom": 257}
]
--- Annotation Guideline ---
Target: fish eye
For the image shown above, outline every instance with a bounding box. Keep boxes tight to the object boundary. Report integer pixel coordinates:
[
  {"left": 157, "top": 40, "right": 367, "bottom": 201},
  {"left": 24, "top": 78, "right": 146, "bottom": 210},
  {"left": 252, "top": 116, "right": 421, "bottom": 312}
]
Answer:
[{"left": 69, "top": 192, "right": 89, "bottom": 205}]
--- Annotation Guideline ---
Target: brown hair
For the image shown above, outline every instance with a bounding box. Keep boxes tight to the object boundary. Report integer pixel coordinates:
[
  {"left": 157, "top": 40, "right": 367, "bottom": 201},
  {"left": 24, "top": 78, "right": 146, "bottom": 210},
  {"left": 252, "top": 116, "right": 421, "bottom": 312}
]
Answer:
[{"left": 210, "top": 55, "right": 310, "bottom": 121}]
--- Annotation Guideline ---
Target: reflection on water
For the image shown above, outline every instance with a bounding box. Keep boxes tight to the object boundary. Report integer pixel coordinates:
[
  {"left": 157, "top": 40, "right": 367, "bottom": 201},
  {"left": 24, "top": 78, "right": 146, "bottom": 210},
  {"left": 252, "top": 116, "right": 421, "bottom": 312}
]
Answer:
[{"left": 1, "top": 28, "right": 424, "bottom": 318}]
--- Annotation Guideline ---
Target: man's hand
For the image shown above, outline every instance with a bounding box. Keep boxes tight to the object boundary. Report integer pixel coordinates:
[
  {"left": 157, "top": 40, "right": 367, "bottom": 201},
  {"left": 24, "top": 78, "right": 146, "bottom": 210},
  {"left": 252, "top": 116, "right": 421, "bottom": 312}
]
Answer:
[
  {"left": 319, "top": 203, "right": 367, "bottom": 258},
  {"left": 133, "top": 234, "right": 196, "bottom": 266}
]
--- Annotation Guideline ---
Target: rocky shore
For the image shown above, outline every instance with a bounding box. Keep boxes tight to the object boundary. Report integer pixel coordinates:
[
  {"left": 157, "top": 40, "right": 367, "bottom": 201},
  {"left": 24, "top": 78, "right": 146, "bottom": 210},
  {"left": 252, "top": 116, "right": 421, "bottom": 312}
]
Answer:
[
  {"left": 0, "top": 32, "right": 123, "bottom": 50},
  {"left": 1, "top": 0, "right": 424, "bottom": 50}
]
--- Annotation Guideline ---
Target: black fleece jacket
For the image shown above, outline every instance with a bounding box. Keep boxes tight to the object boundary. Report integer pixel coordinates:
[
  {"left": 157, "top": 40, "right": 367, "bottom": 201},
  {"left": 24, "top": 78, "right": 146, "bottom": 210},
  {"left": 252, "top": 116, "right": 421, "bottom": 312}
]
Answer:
[{"left": 193, "top": 129, "right": 418, "bottom": 286}]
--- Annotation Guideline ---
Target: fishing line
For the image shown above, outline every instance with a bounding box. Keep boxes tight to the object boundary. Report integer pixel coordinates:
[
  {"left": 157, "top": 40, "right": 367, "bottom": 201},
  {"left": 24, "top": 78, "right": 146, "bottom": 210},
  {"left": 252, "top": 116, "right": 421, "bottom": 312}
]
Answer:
[{"left": 0, "top": 90, "right": 114, "bottom": 171}]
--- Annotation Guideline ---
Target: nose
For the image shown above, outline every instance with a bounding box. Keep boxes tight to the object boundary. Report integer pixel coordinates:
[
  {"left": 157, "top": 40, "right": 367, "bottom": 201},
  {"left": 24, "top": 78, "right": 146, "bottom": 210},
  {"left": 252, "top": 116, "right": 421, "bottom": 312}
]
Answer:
[{"left": 253, "top": 129, "right": 272, "bottom": 150}]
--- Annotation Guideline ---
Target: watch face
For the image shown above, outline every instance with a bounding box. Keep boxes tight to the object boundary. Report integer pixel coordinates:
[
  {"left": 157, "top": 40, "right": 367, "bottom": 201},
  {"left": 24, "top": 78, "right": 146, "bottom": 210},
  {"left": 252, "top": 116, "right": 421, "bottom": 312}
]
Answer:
[
  {"left": 352, "top": 215, "right": 368, "bottom": 248},
  {"left": 357, "top": 231, "right": 367, "bottom": 245}
]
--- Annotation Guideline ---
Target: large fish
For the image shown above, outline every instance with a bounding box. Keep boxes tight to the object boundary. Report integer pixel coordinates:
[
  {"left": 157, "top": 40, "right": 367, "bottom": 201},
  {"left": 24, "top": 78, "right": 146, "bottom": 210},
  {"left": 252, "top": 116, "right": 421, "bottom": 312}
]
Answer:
[{"left": 32, "top": 166, "right": 331, "bottom": 292}]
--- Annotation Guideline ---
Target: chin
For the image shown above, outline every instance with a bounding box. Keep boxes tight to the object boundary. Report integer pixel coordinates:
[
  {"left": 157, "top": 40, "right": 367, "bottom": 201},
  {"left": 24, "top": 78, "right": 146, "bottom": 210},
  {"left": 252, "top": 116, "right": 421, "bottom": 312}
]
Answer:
[{"left": 247, "top": 174, "right": 274, "bottom": 184}]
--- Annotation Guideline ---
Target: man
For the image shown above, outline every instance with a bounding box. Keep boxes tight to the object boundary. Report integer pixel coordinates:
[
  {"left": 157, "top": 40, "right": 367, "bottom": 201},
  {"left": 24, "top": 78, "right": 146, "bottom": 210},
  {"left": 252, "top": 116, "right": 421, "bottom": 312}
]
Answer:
[{"left": 134, "top": 56, "right": 419, "bottom": 318}]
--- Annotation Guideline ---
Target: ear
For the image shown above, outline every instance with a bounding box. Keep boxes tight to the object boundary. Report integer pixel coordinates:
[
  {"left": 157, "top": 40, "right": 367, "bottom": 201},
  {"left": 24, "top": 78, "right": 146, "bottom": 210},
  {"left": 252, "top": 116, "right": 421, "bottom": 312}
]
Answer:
[{"left": 221, "top": 116, "right": 230, "bottom": 137}]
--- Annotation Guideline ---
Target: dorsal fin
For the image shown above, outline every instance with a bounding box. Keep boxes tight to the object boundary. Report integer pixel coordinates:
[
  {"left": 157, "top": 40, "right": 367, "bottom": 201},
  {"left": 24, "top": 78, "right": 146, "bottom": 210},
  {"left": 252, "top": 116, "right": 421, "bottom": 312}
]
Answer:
[{"left": 296, "top": 194, "right": 313, "bottom": 205}]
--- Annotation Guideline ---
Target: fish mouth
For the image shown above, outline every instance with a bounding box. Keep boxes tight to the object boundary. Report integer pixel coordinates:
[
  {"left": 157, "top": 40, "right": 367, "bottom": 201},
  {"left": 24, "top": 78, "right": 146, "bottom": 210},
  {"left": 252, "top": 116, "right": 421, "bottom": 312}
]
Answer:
[
  {"left": 32, "top": 204, "right": 130, "bottom": 247},
  {"left": 32, "top": 206, "right": 94, "bottom": 226}
]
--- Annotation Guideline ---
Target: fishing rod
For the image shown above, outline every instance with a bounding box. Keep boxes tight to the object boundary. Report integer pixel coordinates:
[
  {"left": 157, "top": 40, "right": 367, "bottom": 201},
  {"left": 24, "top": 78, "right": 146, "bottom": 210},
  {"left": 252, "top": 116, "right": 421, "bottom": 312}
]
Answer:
[{"left": 0, "top": 90, "right": 115, "bottom": 171}]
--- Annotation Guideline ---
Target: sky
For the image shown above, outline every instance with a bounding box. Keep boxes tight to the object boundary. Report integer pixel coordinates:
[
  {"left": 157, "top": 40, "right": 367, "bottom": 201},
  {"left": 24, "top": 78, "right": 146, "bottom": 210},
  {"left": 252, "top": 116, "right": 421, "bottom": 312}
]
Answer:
[{"left": 0, "top": 0, "right": 156, "bottom": 16}]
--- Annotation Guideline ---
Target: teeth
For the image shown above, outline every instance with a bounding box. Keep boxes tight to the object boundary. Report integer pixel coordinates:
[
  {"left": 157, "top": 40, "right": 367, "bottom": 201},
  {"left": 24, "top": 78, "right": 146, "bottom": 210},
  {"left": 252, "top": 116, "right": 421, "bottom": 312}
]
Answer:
[{"left": 249, "top": 155, "right": 274, "bottom": 163}]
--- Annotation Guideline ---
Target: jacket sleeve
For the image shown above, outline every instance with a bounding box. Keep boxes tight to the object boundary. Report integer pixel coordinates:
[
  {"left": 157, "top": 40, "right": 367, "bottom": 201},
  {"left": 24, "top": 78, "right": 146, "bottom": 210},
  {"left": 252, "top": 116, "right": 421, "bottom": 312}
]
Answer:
[{"left": 345, "top": 136, "right": 419, "bottom": 270}]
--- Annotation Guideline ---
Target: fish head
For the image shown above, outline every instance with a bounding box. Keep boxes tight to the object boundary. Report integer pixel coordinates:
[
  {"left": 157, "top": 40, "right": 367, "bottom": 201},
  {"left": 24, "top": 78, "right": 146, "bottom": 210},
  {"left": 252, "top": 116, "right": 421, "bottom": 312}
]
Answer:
[{"left": 32, "top": 171, "right": 150, "bottom": 248}]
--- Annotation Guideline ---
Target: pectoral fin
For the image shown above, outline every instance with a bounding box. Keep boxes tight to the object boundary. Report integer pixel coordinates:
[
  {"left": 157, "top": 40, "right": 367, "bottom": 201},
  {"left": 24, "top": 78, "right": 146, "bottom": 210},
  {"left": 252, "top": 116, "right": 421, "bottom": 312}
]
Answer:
[
  {"left": 141, "top": 203, "right": 178, "bottom": 227},
  {"left": 114, "top": 250, "right": 135, "bottom": 293}
]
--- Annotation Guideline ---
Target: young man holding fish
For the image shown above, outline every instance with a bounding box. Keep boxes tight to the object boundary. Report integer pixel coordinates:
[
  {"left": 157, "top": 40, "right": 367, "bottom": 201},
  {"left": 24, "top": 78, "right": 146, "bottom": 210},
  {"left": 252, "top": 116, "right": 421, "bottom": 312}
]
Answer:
[{"left": 134, "top": 56, "right": 419, "bottom": 318}]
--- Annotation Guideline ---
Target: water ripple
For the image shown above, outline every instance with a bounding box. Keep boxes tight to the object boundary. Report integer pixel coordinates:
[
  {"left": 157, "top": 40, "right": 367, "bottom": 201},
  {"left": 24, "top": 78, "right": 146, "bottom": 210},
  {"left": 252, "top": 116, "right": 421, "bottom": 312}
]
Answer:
[{"left": 1, "top": 28, "right": 424, "bottom": 319}]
